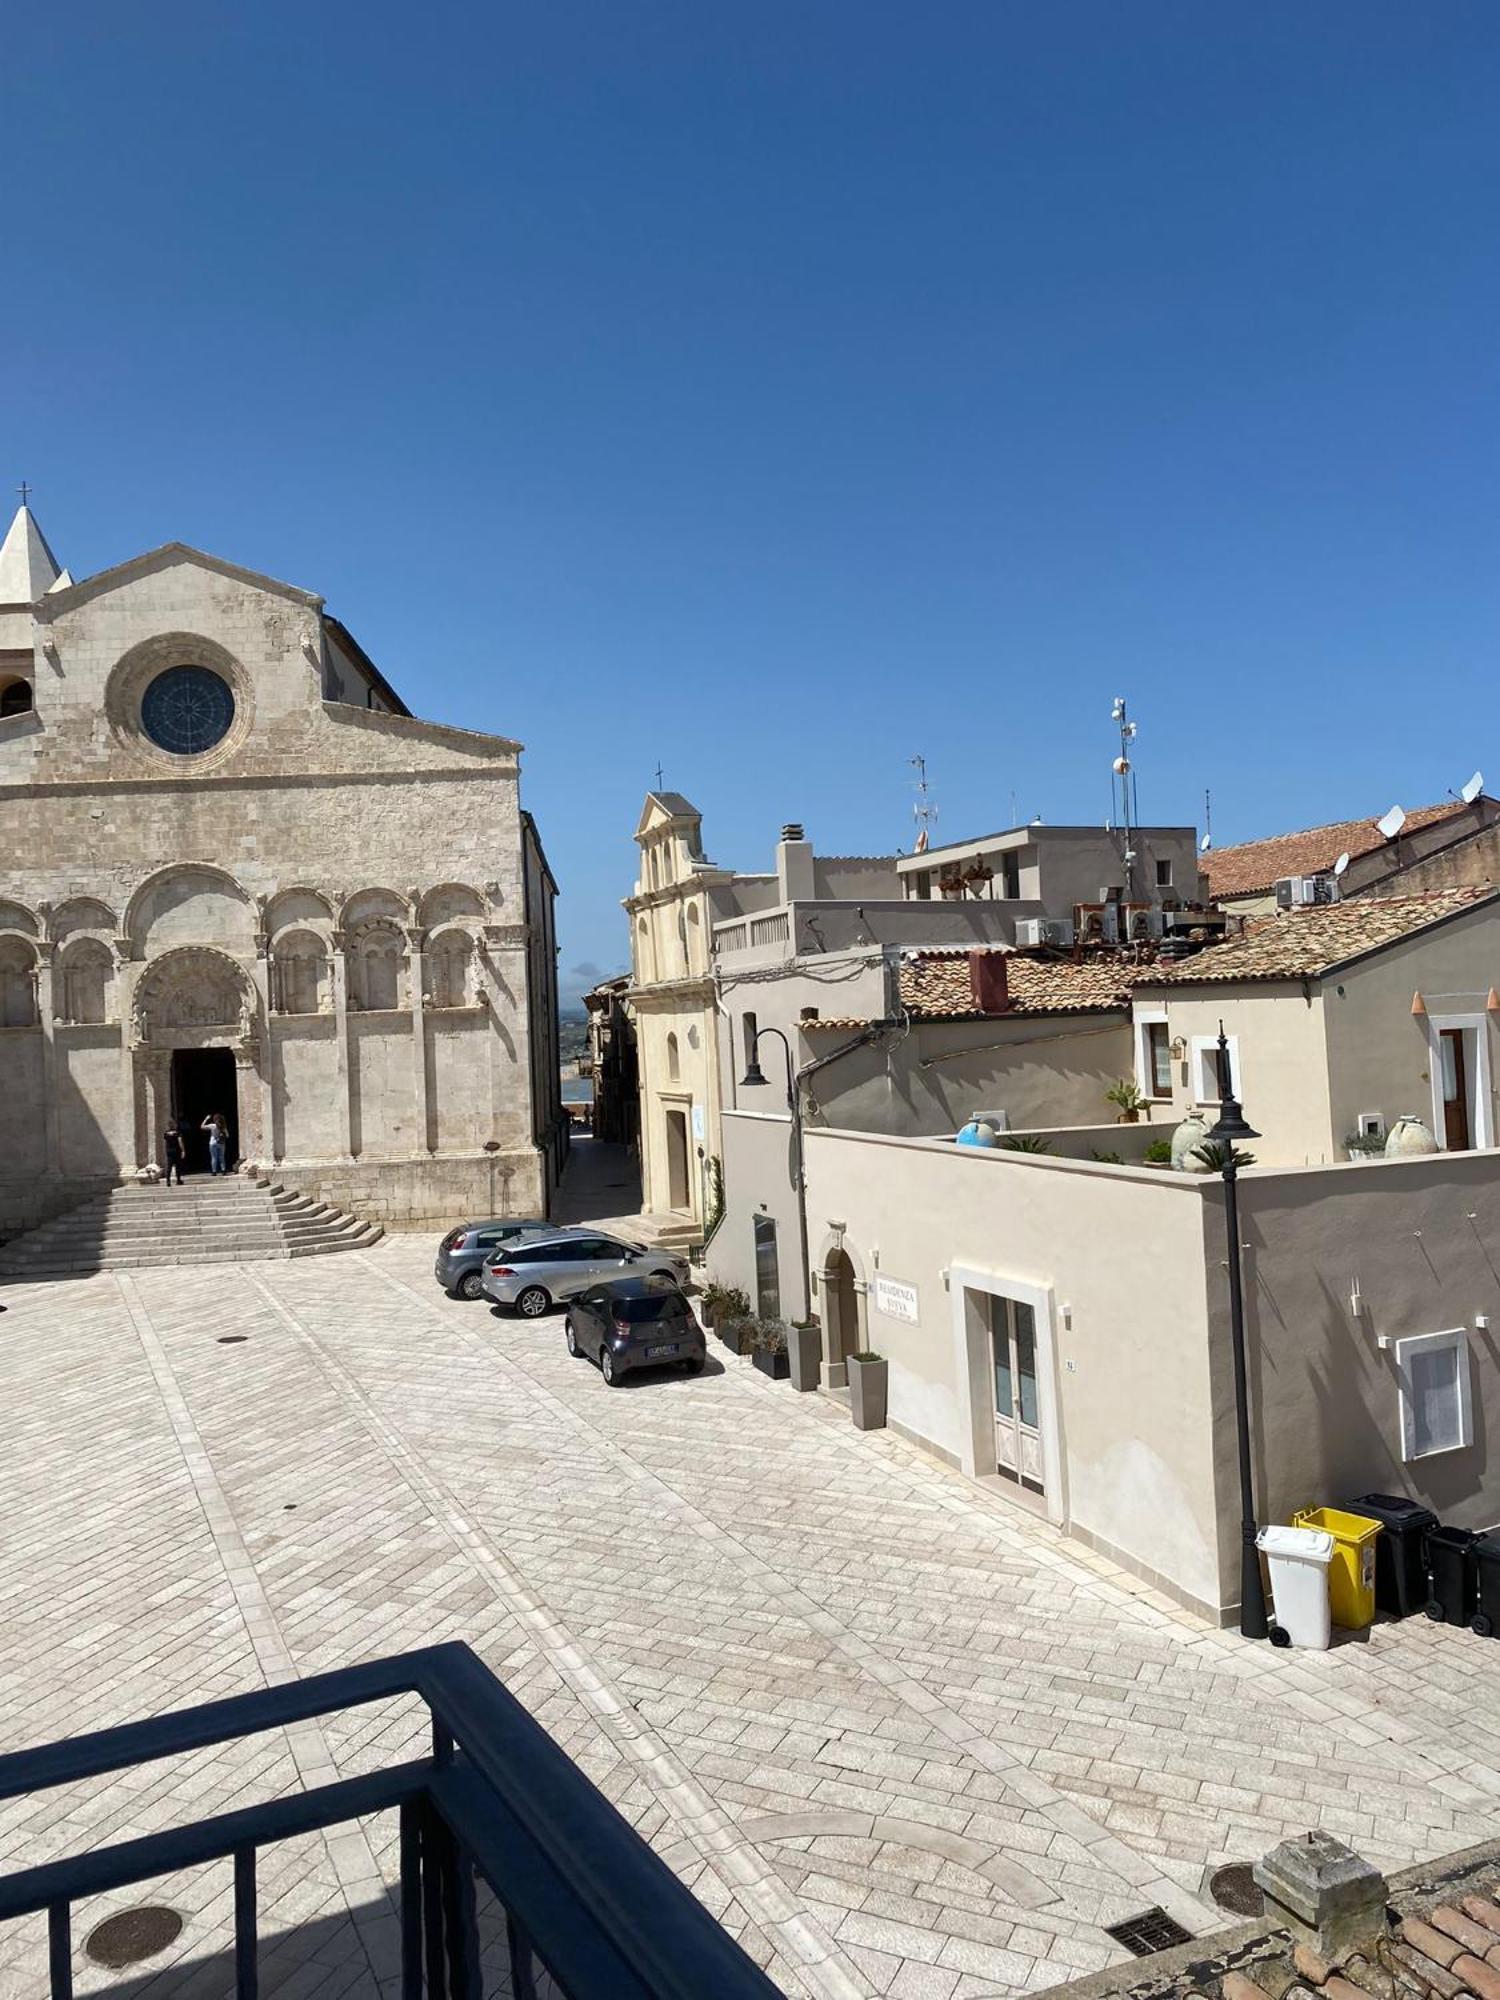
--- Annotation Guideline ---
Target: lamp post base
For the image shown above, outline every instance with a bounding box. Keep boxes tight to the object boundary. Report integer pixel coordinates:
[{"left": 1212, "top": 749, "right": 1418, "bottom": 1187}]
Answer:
[{"left": 1240, "top": 1532, "right": 1269, "bottom": 1641}]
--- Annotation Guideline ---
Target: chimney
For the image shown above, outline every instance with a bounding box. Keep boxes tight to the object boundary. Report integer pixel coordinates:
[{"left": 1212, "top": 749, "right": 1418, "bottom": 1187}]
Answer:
[
  {"left": 969, "top": 950, "right": 1010, "bottom": 1016},
  {"left": 777, "top": 824, "right": 816, "bottom": 902}
]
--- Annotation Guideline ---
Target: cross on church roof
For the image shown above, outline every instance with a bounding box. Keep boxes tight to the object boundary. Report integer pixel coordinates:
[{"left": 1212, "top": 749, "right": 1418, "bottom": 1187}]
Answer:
[
  {"left": 654, "top": 762, "right": 665, "bottom": 789},
  {"left": 16, "top": 482, "right": 31, "bottom": 509}
]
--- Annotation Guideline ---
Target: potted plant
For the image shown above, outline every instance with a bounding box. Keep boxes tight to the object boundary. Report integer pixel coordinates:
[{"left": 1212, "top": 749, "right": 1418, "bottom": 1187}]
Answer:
[
  {"left": 788, "top": 1319, "right": 822, "bottom": 1392},
  {"left": 848, "top": 1351, "right": 888, "bottom": 1430},
  {"left": 1190, "top": 1139, "right": 1257, "bottom": 1172},
  {"left": 1343, "top": 1131, "right": 1385, "bottom": 1163},
  {"left": 719, "top": 1316, "right": 755, "bottom": 1356},
  {"left": 1105, "top": 1078, "right": 1149, "bottom": 1124},
  {"left": 698, "top": 1281, "right": 749, "bottom": 1334},
  {"left": 999, "top": 1133, "right": 1052, "bottom": 1153},
  {"left": 1142, "top": 1137, "right": 1174, "bottom": 1169},
  {"left": 748, "top": 1320, "right": 790, "bottom": 1380}
]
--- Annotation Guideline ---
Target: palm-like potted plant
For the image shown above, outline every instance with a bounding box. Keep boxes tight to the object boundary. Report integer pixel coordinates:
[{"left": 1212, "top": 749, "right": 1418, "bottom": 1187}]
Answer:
[
  {"left": 848, "top": 1350, "right": 888, "bottom": 1430},
  {"left": 1105, "top": 1078, "right": 1149, "bottom": 1124}
]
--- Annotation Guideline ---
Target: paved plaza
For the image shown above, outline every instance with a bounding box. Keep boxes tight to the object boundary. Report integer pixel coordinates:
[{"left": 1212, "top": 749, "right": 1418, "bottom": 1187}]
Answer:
[{"left": 2, "top": 1236, "right": 1499, "bottom": 1999}]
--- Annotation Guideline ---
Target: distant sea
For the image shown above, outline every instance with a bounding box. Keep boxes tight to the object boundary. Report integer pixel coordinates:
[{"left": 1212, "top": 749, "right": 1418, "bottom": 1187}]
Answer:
[{"left": 561, "top": 1076, "right": 594, "bottom": 1104}]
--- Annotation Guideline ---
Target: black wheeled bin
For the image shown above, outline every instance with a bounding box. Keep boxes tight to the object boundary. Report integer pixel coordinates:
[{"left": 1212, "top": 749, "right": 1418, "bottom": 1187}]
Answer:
[
  {"left": 1424, "top": 1524, "right": 1478, "bottom": 1626},
  {"left": 1472, "top": 1536, "right": 1500, "bottom": 1638},
  {"left": 1346, "top": 1493, "right": 1438, "bottom": 1619}
]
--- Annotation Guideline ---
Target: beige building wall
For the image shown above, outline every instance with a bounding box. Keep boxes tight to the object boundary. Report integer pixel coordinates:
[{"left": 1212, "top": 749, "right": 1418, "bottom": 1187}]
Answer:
[
  {"left": 1131, "top": 982, "right": 1335, "bottom": 1164},
  {"left": 716, "top": 1113, "right": 1500, "bottom": 1622}
]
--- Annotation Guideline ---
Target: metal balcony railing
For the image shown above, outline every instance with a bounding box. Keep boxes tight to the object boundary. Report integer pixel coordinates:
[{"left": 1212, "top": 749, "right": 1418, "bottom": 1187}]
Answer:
[{"left": 0, "top": 1641, "right": 779, "bottom": 2000}]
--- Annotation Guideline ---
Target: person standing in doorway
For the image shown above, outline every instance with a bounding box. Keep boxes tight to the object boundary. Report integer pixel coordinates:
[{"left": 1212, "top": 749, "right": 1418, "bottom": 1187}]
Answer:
[
  {"left": 203, "top": 1111, "right": 229, "bottom": 1176},
  {"left": 163, "top": 1119, "right": 186, "bottom": 1186}
]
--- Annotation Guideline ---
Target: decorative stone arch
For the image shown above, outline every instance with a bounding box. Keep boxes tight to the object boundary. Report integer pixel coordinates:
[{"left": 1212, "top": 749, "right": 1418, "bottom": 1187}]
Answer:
[
  {"left": 57, "top": 937, "right": 116, "bottom": 1025},
  {"left": 264, "top": 886, "right": 335, "bottom": 937},
  {"left": 0, "top": 899, "right": 40, "bottom": 939},
  {"left": 418, "top": 882, "right": 486, "bottom": 929},
  {"left": 49, "top": 896, "right": 118, "bottom": 944},
  {"left": 815, "top": 1229, "right": 869, "bottom": 1389},
  {"left": 423, "top": 924, "right": 477, "bottom": 1009},
  {"left": 347, "top": 918, "right": 407, "bottom": 1012},
  {"left": 131, "top": 945, "right": 259, "bottom": 1048},
  {"left": 665, "top": 1029, "right": 681, "bottom": 1081},
  {"left": 103, "top": 630, "right": 256, "bottom": 771},
  {"left": 124, "top": 863, "right": 256, "bottom": 957},
  {"left": 270, "top": 928, "right": 331, "bottom": 1015},
  {"left": 0, "top": 934, "right": 39, "bottom": 1029},
  {"left": 340, "top": 886, "right": 411, "bottom": 931}
]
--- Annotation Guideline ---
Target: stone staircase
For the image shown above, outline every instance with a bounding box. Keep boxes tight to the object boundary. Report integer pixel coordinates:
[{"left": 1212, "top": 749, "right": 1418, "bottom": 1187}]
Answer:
[{"left": 0, "top": 1176, "right": 382, "bottom": 1282}]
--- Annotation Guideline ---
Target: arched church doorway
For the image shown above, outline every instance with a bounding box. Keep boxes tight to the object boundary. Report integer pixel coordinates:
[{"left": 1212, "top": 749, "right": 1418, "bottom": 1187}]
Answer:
[{"left": 171, "top": 1049, "right": 239, "bottom": 1173}]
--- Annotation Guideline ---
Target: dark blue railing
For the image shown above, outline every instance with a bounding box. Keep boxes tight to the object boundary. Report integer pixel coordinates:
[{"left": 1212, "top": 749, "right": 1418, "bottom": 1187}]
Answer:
[{"left": 0, "top": 1641, "right": 780, "bottom": 1999}]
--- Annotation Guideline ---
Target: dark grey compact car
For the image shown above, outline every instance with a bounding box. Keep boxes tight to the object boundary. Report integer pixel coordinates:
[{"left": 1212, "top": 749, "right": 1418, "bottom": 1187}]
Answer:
[
  {"left": 435, "top": 1218, "right": 549, "bottom": 1299},
  {"left": 565, "top": 1276, "right": 706, "bottom": 1385}
]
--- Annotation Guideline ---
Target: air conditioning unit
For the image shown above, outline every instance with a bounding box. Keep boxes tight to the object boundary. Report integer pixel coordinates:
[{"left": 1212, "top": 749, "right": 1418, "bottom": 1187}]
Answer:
[
  {"left": 1126, "top": 910, "right": 1155, "bottom": 941},
  {"left": 1274, "top": 874, "right": 1338, "bottom": 909},
  {"left": 1041, "top": 918, "right": 1075, "bottom": 947},
  {"left": 1014, "top": 918, "right": 1045, "bottom": 948}
]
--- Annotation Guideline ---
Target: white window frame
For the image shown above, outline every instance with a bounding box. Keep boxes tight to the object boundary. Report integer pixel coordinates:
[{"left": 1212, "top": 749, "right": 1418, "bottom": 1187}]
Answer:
[
  {"left": 1190, "top": 1032, "right": 1240, "bottom": 1105},
  {"left": 1134, "top": 1007, "right": 1172, "bottom": 1101},
  {"left": 1393, "top": 1328, "right": 1473, "bottom": 1461},
  {"left": 1426, "top": 1013, "right": 1494, "bottom": 1151}
]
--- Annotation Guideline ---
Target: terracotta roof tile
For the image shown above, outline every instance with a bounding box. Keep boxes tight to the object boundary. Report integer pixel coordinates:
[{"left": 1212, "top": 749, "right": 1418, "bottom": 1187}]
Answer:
[
  {"left": 899, "top": 949, "right": 1142, "bottom": 1019},
  {"left": 1137, "top": 888, "right": 1496, "bottom": 987},
  {"left": 1204, "top": 802, "right": 1465, "bottom": 900}
]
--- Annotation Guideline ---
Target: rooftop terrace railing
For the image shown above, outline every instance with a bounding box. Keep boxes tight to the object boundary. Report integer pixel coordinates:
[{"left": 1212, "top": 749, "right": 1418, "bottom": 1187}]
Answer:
[{"left": 0, "top": 1640, "right": 780, "bottom": 2000}]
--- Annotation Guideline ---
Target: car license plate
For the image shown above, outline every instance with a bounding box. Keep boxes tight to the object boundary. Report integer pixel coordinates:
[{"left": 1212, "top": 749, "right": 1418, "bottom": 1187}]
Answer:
[{"left": 645, "top": 1342, "right": 679, "bottom": 1359}]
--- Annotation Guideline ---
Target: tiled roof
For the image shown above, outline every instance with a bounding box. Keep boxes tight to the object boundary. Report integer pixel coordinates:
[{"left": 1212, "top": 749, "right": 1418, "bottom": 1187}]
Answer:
[
  {"left": 1204, "top": 802, "right": 1465, "bottom": 899},
  {"left": 902, "top": 950, "right": 1141, "bottom": 1017},
  {"left": 1137, "top": 887, "right": 1497, "bottom": 986}
]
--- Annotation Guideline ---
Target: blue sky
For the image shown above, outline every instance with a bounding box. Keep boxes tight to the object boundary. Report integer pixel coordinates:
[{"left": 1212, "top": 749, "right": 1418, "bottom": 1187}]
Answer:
[{"left": 10, "top": 3, "right": 1499, "bottom": 1002}]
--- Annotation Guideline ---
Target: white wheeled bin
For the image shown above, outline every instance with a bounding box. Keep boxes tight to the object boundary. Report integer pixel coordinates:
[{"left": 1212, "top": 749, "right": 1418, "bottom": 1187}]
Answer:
[{"left": 1256, "top": 1524, "right": 1335, "bottom": 1649}]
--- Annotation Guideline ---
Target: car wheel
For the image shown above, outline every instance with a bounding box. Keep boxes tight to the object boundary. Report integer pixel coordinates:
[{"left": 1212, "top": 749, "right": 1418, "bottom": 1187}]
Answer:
[
  {"left": 565, "top": 1320, "right": 581, "bottom": 1356},
  {"left": 600, "top": 1347, "right": 620, "bottom": 1386},
  {"left": 516, "top": 1286, "right": 551, "bottom": 1318},
  {"left": 683, "top": 1357, "right": 703, "bottom": 1376},
  {"left": 457, "top": 1270, "right": 485, "bottom": 1302}
]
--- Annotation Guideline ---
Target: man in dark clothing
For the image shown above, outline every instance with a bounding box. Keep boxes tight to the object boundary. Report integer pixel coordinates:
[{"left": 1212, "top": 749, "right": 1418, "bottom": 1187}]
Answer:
[{"left": 163, "top": 1120, "right": 187, "bottom": 1186}]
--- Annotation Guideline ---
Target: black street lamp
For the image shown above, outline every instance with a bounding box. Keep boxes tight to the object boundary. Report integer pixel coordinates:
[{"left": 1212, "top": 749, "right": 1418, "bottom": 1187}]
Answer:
[
  {"left": 740, "top": 1027, "right": 812, "bottom": 1326},
  {"left": 1207, "top": 1023, "right": 1269, "bottom": 1642}
]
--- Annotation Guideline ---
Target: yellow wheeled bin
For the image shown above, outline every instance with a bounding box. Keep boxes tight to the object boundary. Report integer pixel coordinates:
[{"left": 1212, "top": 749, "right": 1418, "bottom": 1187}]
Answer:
[{"left": 1292, "top": 1506, "right": 1381, "bottom": 1628}]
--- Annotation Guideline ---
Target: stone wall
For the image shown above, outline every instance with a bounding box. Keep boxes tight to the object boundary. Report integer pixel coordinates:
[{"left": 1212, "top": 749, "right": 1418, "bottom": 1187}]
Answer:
[{"left": 268, "top": 1150, "right": 547, "bottom": 1231}]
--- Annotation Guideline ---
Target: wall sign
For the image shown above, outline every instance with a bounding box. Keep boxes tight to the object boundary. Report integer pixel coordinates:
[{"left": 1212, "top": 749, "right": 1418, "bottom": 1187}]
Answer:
[
  {"left": 691, "top": 1103, "right": 705, "bottom": 1145},
  {"left": 874, "top": 1275, "right": 919, "bottom": 1325}
]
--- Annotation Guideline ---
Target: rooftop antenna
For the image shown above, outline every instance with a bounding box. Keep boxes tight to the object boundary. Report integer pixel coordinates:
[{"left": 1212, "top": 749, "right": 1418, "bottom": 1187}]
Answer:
[
  {"left": 1200, "top": 786, "right": 1213, "bottom": 854},
  {"left": 1110, "top": 697, "right": 1139, "bottom": 896},
  {"left": 911, "top": 754, "right": 936, "bottom": 854},
  {"left": 1376, "top": 804, "right": 1407, "bottom": 842},
  {"left": 1461, "top": 770, "right": 1485, "bottom": 805}
]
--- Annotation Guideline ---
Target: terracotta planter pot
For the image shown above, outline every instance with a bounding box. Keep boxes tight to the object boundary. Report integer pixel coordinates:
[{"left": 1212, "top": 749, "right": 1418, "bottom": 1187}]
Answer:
[
  {"left": 788, "top": 1321, "right": 822, "bottom": 1393},
  {"left": 752, "top": 1346, "right": 790, "bottom": 1380},
  {"left": 848, "top": 1355, "right": 888, "bottom": 1431}
]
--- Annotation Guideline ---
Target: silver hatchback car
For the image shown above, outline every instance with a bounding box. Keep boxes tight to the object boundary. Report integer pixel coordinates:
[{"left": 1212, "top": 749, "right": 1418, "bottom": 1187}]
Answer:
[{"left": 482, "top": 1231, "right": 689, "bottom": 1317}]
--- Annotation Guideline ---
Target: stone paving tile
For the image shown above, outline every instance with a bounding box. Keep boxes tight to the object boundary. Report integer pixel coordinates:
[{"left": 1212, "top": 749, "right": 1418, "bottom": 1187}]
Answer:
[{"left": 1, "top": 1238, "right": 1499, "bottom": 1997}]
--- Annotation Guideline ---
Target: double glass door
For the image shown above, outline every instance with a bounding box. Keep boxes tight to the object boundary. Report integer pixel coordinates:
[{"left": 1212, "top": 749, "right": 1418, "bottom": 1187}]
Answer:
[{"left": 990, "top": 1296, "right": 1043, "bottom": 1491}]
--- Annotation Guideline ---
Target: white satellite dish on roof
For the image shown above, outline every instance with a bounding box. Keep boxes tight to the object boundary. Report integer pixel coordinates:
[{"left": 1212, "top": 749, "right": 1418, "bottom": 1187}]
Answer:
[
  {"left": 1333, "top": 852, "right": 1351, "bottom": 877},
  {"left": 1462, "top": 770, "right": 1484, "bottom": 804},
  {"left": 1376, "top": 804, "right": 1407, "bottom": 841},
  {"left": 1199, "top": 832, "right": 1212, "bottom": 853}
]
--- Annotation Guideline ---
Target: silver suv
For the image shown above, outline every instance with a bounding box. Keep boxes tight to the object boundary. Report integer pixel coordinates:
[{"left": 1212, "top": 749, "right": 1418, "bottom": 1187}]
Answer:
[{"left": 481, "top": 1231, "right": 689, "bottom": 1317}]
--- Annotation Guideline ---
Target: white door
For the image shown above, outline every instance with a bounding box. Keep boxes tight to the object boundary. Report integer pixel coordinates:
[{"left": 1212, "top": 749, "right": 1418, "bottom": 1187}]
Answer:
[{"left": 991, "top": 1296, "right": 1044, "bottom": 1491}]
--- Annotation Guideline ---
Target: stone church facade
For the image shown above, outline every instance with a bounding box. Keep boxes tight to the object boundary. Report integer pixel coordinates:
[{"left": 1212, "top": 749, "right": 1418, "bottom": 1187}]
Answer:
[{"left": 0, "top": 501, "right": 564, "bottom": 1241}]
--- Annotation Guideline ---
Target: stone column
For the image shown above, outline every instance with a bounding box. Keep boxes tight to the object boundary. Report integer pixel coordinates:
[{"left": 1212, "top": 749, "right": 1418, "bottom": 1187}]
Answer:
[
  {"left": 406, "top": 927, "right": 432, "bottom": 1155},
  {"left": 142, "top": 1050, "right": 171, "bottom": 1171},
  {"left": 116, "top": 944, "right": 144, "bottom": 1167},
  {"left": 35, "top": 941, "right": 60, "bottom": 1177},
  {"left": 235, "top": 1044, "right": 266, "bottom": 1164},
  {"left": 330, "top": 929, "right": 355, "bottom": 1159},
  {"left": 251, "top": 934, "right": 277, "bottom": 1164}
]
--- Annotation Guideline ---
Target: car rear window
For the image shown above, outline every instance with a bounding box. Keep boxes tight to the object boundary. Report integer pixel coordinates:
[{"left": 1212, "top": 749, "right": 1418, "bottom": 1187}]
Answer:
[{"left": 613, "top": 1295, "right": 690, "bottom": 1322}]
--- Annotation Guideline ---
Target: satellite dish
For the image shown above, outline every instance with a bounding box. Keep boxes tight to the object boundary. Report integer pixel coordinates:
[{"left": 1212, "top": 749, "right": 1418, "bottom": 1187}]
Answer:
[
  {"left": 1200, "top": 832, "right": 1212, "bottom": 853},
  {"left": 1462, "top": 770, "right": 1484, "bottom": 804},
  {"left": 1376, "top": 804, "right": 1407, "bottom": 841},
  {"left": 1333, "top": 852, "right": 1351, "bottom": 877}
]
